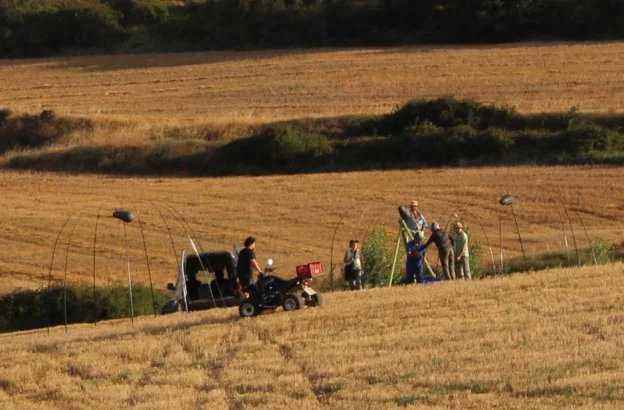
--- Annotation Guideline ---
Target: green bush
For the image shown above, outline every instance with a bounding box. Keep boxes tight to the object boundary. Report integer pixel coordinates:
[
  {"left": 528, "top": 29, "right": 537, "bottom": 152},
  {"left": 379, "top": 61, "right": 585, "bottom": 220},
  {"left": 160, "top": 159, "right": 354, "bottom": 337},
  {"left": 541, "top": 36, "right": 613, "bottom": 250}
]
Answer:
[
  {"left": 379, "top": 98, "right": 515, "bottom": 136},
  {"left": 588, "top": 240, "right": 613, "bottom": 265},
  {"left": 1, "top": 0, "right": 124, "bottom": 56},
  {"left": 216, "top": 125, "right": 332, "bottom": 173},
  {"left": 0, "top": 284, "right": 171, "bottom": 333},
  {"left": 104, "top": 0, "right": 169, "bottom": 26},
  {"left": 361, "top": 227, "right": 395, "bottom": 287}
]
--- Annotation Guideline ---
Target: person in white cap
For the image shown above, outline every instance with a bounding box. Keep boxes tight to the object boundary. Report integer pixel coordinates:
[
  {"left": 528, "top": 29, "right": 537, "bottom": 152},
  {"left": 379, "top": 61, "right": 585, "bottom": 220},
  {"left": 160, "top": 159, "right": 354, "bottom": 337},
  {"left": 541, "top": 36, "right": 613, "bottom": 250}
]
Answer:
[
  {"left": 407, "top": 200, "right": 428, "bottom": 232},
  {"left": 454, "top": 222, "right": 471, "bottom": 279}
]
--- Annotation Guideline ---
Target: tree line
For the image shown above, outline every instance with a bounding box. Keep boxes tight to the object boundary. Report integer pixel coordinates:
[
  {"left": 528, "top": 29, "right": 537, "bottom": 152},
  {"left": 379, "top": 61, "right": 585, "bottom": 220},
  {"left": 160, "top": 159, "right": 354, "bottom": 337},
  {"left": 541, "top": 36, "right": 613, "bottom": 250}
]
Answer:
[{"left": 1, "top": 0, "right": 624, "bottom": 57}]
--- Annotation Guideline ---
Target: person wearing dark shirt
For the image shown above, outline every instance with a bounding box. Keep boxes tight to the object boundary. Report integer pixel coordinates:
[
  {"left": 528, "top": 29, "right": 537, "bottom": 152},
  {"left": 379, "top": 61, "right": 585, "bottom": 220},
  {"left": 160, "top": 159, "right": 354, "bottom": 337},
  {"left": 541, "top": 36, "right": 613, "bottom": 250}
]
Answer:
[
  {"left": 236, "top": 236, "right": 263, "bottom": 289},
  {"left": 425, "top": 222, "right": 456, "bottom": 280}
]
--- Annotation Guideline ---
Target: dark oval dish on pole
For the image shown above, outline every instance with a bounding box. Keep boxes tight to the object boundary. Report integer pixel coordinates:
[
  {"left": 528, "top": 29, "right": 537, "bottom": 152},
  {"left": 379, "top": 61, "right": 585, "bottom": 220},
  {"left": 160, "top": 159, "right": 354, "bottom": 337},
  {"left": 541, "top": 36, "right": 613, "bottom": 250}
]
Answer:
[
  {"left": 113, "top": 210, "right": 135, "bottom": 223},
  {"left": 499, "top": 195, "right": 515, "bottom": 206}
]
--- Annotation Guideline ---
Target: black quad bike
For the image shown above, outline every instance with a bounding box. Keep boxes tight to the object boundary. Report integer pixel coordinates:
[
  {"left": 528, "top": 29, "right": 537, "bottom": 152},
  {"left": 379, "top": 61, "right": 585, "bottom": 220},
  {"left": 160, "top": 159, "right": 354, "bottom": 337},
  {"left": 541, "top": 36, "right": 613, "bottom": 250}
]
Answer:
[{"left": 238, "top": 259, "right": 324, "bottom": 317}]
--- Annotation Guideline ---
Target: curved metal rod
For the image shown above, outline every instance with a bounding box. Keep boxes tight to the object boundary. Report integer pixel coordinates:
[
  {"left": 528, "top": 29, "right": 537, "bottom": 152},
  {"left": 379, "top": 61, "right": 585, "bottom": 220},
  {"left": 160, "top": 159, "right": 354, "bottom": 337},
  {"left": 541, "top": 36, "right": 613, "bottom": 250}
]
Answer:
[
  {"left": 329, "top": 219, "right": 344, "bottom": 293},
  {"left": 122, "top": 223, "right": 135, "bottom": 327},
  {"left": 45, "top": 215, "right": 73, "bottom": 335},
  {"left": 149, "top": 201, "right": 179, "bottom": 268},
  {"left": 460, "top": 209, "right": 497, "bottom": 275},
  {"left": 329, "top": 201, "right": 366, "bottom": 291},
  {"left": 555, "top": 207, "right": 570, "bottom": 263},
  {"left": 135, "top": 209, "right": 157, "bottom": 317},
  {"left": 510, "top": 203, "right": 528, "bottom": 266},
  {"left": 63, "top": 216, "right": 81, "bottom": 334},
  {"left": 561, "top": 202, "right": 581, "bottom": 266},
  {"left": 167, "top": 206, "right": 226, "bottom": 308},
  {"left": 574, "top": 209, "right": 597, "bottom": 265},
  {"left": 92, "top": 205, "right": 103, "bottom": 326}
]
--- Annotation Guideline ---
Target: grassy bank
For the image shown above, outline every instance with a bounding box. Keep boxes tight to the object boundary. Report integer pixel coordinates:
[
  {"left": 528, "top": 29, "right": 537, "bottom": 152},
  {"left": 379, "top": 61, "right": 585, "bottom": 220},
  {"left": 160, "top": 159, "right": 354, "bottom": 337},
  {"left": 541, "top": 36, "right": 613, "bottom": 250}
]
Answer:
[{"left": 2, "top": 98, "right": 624, "bottom": 176}]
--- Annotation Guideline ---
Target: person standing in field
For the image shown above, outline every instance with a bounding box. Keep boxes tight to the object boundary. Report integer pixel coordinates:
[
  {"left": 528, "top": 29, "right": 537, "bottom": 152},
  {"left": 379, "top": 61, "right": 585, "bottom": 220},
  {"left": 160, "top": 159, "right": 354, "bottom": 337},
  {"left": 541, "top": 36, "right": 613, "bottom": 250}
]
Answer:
[
  {"left": 344, "top": 239, "right": 363, "bottom": 290},
  {"left": 236, "top": 236, "right": 263, "bottom": 290},
  {"left": 406, "top": 200, "right": 428, "bottom": 232},
  {"left": 454, "top": 222, "right": 471, "bottom": 280},
  {"left": 425, "top": 222, "right": 456, "bottom": 280},
  {"left": 405, "top": 230, "right": 427, "bottom": 284}
]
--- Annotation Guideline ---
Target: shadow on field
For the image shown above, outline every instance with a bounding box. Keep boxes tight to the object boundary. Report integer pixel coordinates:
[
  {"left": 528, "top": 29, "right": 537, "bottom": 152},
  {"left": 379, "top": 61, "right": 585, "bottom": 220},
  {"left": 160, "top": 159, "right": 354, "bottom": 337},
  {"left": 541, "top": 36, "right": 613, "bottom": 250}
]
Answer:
[
  {"left": 47, "top": 48, "right": 344, "bottom": 72},
  {"left": 3, "top": 97, "right": 624, "bottom": 176},
  {"left": 12, "top": 312, "right": 241, "bottom": 346}
]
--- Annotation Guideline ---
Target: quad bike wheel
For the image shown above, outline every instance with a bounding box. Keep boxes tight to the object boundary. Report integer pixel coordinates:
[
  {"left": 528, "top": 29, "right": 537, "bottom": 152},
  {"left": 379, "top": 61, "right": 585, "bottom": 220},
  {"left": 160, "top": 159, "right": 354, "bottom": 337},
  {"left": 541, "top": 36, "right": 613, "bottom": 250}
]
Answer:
[
  {"left": 239, "top": 301, "right": 260, "bottom": 317},
  {"left": 303, "top": 292, "right": 324, "bottom": 308},
  {"left": 283, "top": 294, "right": 305, "bottom": 311}
]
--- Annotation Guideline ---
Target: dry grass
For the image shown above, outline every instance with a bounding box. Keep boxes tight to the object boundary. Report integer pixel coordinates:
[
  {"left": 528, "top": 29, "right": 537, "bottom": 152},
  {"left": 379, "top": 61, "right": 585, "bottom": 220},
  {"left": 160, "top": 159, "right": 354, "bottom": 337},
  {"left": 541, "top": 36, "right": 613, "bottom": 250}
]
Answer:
[
  {"left": 1, "top": 43, "right": 624, "bottom": 137},
  {"left": 1, "top": 262, "right": 623, "bottom": 408},
  {"left": 0, "top": 167, "right": 622, "bottom": 293}
]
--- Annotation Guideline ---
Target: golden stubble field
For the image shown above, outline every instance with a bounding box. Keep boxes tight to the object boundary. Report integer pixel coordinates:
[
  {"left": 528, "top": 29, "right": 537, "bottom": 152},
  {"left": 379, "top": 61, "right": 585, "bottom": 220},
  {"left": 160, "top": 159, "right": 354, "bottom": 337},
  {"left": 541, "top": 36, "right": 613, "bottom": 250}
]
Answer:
[
  {"left": 0, "top": 42, "right": 624, "bottom": 409},
  {"left": 0, "top": 167, "right": 622, "bottom": 294},
  {"left": 1, "top": 42, "right": 624, "bottom": 131},
  {"left": 1, "top": 263, "right": 623, "bottom": 409}
]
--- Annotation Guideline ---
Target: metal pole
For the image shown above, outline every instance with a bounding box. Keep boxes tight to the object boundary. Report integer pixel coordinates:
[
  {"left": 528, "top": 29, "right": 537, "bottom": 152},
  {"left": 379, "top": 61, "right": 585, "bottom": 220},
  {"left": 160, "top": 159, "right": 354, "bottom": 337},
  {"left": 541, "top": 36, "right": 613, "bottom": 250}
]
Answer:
[
  {"left": 462, "top": 209, "right": 497, "bottom": 275},
  {"left": 151, "top": 202, "right": 179, "bottom": 268},
  {"left": 562, "top": 205, "right": 581, "bottom": 266},
  {"left": 556, "top": 208, "right": 570, "bottom": 264},
  {"left": 168, "top": 205, "right": 225, "bottom": 308},
  {"left": 188, "top": 235, "right": 220, "bottom": 308},
  {"left": 92, "top": 206, "right": 102, "bottom": 326},
  {"left": 499, "top": 207, "right": 504, "bottom": 275},
  {"left": 575, "top": 210, "right": 598, "bottom": 265},
  {"left": 510, "top": 204, "right": 528, "bottom": 266},
  {"left": 123, "top": 223, "right": 135, "bottom": 327},
  {"left": 46, "top": 215, "right": 73, "bottom": 335},
  {"left": 388, "top": 229, "right": 403, "bottom": 287},
  {"left": 135, "top": 209, "right": 157, "bottom": 317},
  {"left": 329, "top": 220, "right": 343, "bottom": 292},
  {"left": 63, "top": 216, "right": 81, "bottom": 334}
]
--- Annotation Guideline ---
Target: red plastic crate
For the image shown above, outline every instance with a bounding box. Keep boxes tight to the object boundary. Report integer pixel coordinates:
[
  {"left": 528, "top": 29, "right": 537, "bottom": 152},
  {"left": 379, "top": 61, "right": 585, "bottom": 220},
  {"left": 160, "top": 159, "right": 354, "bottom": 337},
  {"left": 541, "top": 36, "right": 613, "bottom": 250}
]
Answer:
[{"left": 296, "top": 261, "right": 324, "bottom": 279}]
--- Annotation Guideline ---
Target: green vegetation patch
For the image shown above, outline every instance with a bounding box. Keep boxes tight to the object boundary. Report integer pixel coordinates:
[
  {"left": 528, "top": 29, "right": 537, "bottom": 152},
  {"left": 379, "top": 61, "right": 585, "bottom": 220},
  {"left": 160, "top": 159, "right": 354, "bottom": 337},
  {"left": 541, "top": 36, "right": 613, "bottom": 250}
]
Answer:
[{"left": 0, "top": 284, "right": 171, "bottom": 333}]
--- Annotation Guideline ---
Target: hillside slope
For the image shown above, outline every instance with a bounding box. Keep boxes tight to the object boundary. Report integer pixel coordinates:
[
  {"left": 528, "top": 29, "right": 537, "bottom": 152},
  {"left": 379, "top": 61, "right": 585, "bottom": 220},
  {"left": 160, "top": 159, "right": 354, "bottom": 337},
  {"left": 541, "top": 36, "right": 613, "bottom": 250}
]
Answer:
[
  {"left": 1, "top": 167, "right": 623, "bottom": 294},
  {"left": 1, "top": 263, "right": 623, "bottom": 408}
]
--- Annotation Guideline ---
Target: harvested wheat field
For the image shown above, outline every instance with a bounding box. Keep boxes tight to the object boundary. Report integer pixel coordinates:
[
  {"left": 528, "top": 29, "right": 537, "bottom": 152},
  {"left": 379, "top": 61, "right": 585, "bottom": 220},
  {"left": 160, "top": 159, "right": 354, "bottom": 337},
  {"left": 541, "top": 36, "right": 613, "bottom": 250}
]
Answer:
[
  {"left": 0, "top": 166, "right": 622, "bottom": 293},
  {"left": 1, "top": 262, "right": 623, "bottom": 408},
  {"left": 1, "top": 42, "right": 624, "bottom": 130}
]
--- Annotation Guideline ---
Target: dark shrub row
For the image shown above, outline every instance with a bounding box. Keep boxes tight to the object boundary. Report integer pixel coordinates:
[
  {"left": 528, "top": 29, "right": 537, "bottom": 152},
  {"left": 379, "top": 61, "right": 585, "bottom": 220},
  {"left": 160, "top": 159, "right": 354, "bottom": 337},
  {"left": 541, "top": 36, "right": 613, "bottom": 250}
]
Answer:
[
  {"left": 2, "top": 0, "right": 624, "bottom": 57},
  {"left": 0, "top": 109, "right": 94, "bottom": 154},
  {"left": 2, "top": 99, "right": 624, "bottom": 174},
  {"left": 0, "top": 284, "right": 171, "bottom": 333}
]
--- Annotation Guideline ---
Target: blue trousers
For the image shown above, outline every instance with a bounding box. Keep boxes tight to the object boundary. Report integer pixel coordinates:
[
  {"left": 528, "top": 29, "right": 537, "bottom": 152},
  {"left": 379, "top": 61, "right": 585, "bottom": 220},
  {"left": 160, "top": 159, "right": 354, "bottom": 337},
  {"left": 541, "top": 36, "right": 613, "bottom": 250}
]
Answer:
[{"left": 406, "top": 261, "right": 423, "bottom": 284}]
